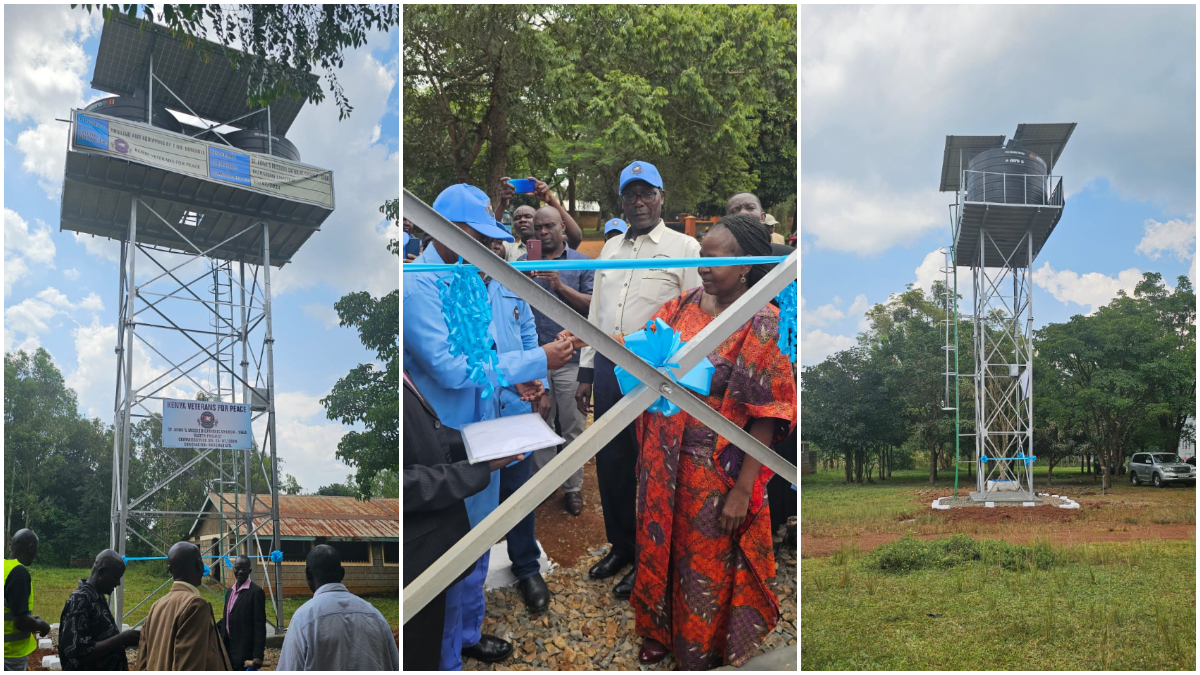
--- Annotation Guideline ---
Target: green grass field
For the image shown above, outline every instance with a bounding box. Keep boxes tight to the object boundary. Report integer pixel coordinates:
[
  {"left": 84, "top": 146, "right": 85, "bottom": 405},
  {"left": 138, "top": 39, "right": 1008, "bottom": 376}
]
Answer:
[
  {"left": 20, "top": 564, "right": 398, "bottom": 629},
  {"left": 802, "top": 466, "right": 1196, "bottom": 539},
  {"left": 802, "top": 465, "right": 1196, "bottom": 670}
]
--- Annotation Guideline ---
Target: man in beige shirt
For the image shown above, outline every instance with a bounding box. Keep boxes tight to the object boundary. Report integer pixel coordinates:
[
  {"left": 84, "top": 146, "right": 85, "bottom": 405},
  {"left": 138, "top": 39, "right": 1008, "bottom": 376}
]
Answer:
[{"left": 574, "top": 160, "right": 701, "bottom": 599}]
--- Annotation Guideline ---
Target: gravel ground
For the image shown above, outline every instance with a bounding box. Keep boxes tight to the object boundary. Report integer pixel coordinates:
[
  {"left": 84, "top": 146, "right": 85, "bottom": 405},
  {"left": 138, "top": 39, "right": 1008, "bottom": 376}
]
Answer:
[{"left": 465, "top": 536, "right": 797, "bottom": 671}]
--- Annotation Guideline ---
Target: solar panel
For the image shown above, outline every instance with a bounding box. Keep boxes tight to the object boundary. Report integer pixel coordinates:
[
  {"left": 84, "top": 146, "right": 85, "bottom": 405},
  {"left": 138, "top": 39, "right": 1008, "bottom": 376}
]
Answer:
[
  {"left": 1011, "top": 123, "right": 1077, "bottom": 172},
  {"left": 939, "top": 135, "right": 1006, "bottom": 192},
  {"left": 91, "top": 14, "right": 313, "bottom": 134}
]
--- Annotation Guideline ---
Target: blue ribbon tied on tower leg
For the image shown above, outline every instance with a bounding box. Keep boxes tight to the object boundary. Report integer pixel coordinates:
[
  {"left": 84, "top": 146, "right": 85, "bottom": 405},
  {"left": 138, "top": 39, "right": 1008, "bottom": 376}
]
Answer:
[{"left": 613, "top": 319, "right": 715, "bottom": 417}]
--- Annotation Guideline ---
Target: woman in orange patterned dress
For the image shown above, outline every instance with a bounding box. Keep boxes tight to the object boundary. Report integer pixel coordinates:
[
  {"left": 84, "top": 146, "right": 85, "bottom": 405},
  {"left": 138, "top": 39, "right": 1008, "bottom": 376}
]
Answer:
[{"left": 631, "top": 214, "right": 796, "bottom": 669}]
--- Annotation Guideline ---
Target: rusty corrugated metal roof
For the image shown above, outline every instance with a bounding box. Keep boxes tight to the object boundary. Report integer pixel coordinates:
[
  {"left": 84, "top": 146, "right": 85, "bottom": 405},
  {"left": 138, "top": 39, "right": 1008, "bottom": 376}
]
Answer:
[{"left": 200, "top": 492, "right": 398, "bottom": 539}]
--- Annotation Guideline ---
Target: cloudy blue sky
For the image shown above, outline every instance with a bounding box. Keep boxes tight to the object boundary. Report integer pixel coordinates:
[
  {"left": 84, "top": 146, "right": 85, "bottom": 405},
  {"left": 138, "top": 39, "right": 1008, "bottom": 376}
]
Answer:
[
  {"left": 3, "top": 5, "right": 400, "bottom": 491},
  {"left": 800, "top": 4, "right": 1196, "bottom": 366}
]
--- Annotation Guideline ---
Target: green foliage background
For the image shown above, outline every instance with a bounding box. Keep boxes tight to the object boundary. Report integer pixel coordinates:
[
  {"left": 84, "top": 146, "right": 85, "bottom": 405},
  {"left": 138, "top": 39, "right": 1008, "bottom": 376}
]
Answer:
[{"left": 404, "top": 4, "right": 796, "bottom": 221}]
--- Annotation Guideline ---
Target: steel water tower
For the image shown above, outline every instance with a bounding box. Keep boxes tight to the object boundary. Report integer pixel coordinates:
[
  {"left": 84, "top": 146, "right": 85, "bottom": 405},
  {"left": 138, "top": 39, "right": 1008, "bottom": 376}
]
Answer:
[
  {"left": 59, "top": 14, "right": 335, "bottom": 628},
  {"left": 938, "top": 123, "right": 1076, "bottom": 502}
]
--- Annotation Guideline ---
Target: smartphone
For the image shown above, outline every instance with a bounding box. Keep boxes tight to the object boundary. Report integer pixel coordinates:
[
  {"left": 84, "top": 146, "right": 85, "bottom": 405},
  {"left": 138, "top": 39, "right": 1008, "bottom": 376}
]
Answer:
[
  {"left": 507, "top": 178, "right": 536, "bottom": 194},
  {"left": 526, "top": 239, "right": 542, "bottom": 261}
]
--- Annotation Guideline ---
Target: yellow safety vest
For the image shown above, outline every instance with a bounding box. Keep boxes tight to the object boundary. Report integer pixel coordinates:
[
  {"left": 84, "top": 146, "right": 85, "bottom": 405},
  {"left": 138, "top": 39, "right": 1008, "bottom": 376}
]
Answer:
[{"left": 3, "top": 559, "right": 36, "bottom": 659}]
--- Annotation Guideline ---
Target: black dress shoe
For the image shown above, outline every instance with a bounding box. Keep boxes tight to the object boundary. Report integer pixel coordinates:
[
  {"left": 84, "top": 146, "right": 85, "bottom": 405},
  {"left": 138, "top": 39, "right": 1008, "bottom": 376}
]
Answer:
[
  {"left": 589, "top": 550, "right": 632, "bottom": 580},
  {"left": 462, "top": 634, "right": 513, "bottom": 663},
  {"left": 516, "top": 573, "right": 550, "bottom": 612},
  {"left": 612, "top": 567, "right": 635, "bottom": 598},
  {"left": 564, "top": 491, "right": 583, "bottom": 516}
]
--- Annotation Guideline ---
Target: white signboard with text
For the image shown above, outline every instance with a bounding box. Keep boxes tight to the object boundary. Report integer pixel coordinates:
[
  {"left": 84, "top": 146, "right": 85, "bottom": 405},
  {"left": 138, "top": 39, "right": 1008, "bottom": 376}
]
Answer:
[
  {"left": 162, "top": 398, "right": 252, "bottom": 450},
  {"left": 71, "top": 108, "right": 334, "bottom": 210}
]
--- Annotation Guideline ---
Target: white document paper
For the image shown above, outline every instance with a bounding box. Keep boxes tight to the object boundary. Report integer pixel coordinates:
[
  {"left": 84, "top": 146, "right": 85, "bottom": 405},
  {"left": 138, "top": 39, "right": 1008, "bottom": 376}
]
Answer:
[{"left": 460, "top": 413, "right": 566, "bottom": 464}]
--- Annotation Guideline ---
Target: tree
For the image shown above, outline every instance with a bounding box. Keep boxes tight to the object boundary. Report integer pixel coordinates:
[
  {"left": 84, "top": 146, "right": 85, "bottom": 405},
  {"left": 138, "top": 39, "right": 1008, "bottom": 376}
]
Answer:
[
  {"left": 77, "top": 4, "right": 397, "bottom": 120},
  {"left": 281, "top": 474, "right": 303, "bottom": 496},
  {"left": 860, "top": 283, "right": 956, "bottom": 483},
  {"left": 403, "top": 5, "right": 797, "bottom": 215},
  {"left": 1034, "top": 273, "right": 1188, "bottom": 491},
  {"left": 4, "top": 350, "right": 77, "bottom": 543},
  {"left": 315, "top": 482, "right": 358, "bottom": 497},
  {"left": 321, "top": 280, "right": 399, "bottom": 499}
]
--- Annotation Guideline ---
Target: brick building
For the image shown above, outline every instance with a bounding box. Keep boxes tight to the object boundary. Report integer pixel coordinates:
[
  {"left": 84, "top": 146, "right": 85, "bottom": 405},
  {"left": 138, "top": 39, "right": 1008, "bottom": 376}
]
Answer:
[{"left": 187, "top": 493, "right": 398, "bottom": 596}]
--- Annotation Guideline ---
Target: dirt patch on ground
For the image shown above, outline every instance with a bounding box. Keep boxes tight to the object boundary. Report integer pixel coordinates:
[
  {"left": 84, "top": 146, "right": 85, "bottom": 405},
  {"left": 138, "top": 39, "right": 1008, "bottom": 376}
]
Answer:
[
  {"left": 574, "top": 240, "right": 606, "bottom": 259},
  {"left": 533, "top": 457, "right": 607, "bottom": 568},
  {"left": 801, "top": 524, "right": 1196, "bottom": 559},
  {"left": 938, "top": 504, "right": 1079, "bottom": 525}
]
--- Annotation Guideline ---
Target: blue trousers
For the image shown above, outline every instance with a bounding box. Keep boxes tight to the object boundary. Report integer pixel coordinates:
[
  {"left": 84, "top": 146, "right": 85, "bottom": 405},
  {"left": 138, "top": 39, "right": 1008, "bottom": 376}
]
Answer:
[{"left": 438, "top": 551, "right": 489, "bottom": 670}]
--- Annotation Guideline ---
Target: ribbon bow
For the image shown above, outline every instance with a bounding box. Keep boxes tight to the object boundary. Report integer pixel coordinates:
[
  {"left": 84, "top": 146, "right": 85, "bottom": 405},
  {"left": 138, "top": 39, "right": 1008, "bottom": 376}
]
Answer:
[
  {"left": 438, "top": 259, "right": 507, "bottom": 400},
  {"left": 614, "top": 319, "right": 715, "bottom": 417}
]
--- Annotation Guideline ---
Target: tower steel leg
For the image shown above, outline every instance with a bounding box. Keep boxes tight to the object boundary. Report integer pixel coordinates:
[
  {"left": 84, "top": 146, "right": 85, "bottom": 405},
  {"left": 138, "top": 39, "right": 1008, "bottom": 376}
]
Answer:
[
  {"left": 114, "top": 198, "right": 138, "bottom": 620},
  {"left": 261, "top": 223, "right": 284, "bottom": 626}
]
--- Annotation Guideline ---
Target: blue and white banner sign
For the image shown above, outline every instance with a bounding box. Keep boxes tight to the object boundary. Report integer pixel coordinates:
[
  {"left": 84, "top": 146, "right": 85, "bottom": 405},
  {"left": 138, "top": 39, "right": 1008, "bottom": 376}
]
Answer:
[
  {"left": 162, "top": 398, "right": 252, "bottom": 450},
  {"left": 75, "top": 115, "right": 110, "bottom": 150},
  {"left": 208, "top": 147, "right": 252, "bottom": 186},
  {"left": 69, "top": 109, "right": 333, "bottom": 210}
]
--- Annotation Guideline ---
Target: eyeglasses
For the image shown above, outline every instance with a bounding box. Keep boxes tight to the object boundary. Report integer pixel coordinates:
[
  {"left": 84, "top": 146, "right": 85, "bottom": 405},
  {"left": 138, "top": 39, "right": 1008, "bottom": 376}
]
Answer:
[{"left": 622, "top": 189, "right": 660, "bottom": 205}]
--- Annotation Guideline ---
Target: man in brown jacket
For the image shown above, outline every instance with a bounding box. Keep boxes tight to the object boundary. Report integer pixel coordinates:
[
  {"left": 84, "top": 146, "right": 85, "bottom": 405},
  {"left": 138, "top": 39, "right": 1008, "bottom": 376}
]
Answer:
[{"left": 134, "top": 542, "right": 231, "bottom": 671}]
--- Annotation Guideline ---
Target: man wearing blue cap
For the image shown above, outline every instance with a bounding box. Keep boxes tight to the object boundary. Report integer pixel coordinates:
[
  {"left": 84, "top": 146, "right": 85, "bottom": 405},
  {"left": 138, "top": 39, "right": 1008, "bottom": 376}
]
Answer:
[
  {"left": 403, "top": 184, "right": 575, "bottom": 668},
  {"left": 574, "top": 161, "right": 702, "bottom": 599},
  {"left": 603, "top": 218, "right": 627, "bottom": 241}
]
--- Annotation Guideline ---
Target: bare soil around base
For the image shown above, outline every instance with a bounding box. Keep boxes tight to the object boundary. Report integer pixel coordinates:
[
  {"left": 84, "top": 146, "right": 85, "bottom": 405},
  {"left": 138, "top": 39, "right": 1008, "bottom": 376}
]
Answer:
[{"left": 801, "top": 468, "right": 1196, "bottom": 559}]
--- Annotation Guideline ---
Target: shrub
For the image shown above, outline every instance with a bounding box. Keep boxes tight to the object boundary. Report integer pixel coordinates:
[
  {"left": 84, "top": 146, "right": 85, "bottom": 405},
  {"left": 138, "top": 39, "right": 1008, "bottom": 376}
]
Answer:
[{"left": 866, "top": 534, "right": 1059, "bottom": 574}]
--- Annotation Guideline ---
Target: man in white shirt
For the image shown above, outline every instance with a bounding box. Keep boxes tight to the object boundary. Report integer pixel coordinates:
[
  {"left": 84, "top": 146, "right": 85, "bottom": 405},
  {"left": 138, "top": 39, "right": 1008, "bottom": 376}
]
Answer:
[
  {"left": 277, "top": 545, "right": 398, "bottom": 671},
  {"left": 573, "top": 161, "right": 701, "bottom": 599}
]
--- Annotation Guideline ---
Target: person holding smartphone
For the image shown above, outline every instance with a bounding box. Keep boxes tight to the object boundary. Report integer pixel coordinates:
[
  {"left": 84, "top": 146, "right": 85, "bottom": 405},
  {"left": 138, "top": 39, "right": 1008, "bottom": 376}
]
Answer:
[
  {"left": 519, "top": 206, "right": 595, "bottom": 518},
  {"left": 496, "top": 176, "right": 584, "bottom": 259}
]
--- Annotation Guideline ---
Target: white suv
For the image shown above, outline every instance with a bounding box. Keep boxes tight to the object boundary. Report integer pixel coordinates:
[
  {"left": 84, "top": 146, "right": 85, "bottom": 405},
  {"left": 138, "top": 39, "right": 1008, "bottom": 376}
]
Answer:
[{"left": 1129, "top": 452, "right": 1196, "bottom": 487}]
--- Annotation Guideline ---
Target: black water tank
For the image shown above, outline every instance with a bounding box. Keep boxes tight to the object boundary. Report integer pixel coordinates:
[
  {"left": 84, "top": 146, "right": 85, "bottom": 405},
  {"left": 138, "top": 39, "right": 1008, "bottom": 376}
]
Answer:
[
  {"left": 84, "top": 92, "right": 183, "bottom": 134},
  {"left": 223, "top": 128, "right": 301, "bottom": 162},
  {"left": 965, "top": 142, "right": 1047, "bottom": 204}
]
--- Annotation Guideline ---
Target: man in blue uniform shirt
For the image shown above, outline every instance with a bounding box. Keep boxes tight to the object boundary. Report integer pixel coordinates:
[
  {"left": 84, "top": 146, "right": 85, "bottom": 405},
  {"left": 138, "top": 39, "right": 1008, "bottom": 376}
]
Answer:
[{"left": 403, "top": 184, "right": 574, "bottom": 668}]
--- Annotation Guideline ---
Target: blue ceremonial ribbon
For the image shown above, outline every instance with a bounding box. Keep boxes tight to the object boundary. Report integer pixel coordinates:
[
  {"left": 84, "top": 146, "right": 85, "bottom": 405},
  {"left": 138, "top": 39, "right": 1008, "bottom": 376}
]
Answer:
[
  {"left": 123, "top": 551, "right": 285, "bottom": 564},
  {"left": 775, "top": 280, "right": 797, "bottom": 363},
  {"left": 438, "top": 258, "right": 507, "bottom": 400},
  {"left": 403, "top": 255, "right": 791, "bottom": 274},
  {"left": 613, "top": 319, "right": 715, "bottom": 417}
]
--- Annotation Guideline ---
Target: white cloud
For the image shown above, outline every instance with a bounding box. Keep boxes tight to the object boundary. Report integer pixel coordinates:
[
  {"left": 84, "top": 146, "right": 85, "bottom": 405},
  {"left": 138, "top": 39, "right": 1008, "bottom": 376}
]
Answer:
[
  {"left": 63, "top": 268, "right": 81, "bottom": 280},
  {"left": 4, "top": 5, "right": 103, "bottom": 197},
  {"left": 264, "top": 390, "right": 355, "bottom": 491},
  {"left": 15, "top": 122, "right": 71, "bottom": 198},
  {"left": 270, "top": 33, "right": 399, "bottom": 298},
  {"left": 302, "top": 303, "right": 341, "bottom": 329},
  {"left": 913, "top": 249, "right": 945, "bottom": 297},
  {"left": 73, "top": 233, "right": 121, "bottom": 263},
  {"left": 4, "top": 208, "right": 57, "bottom": 295},
  {"left": 3, "top": 5, "right": 101, "bottom": 123},
  {"left": 1136, "top": 218, "right": 1196, "bottom": 263},
  {"left": 801, "top": 328, "right": 856, "bottom": 366},
  {"left": 5, "top": 287, "right": 103, "bottom": 353},
  {"left": 848, "top": 294, "right": 872, "bottom": 331},
  {"left": 802, "top": 5, "right": 1196, "bottom": 256},
  {"left": 800, "top": 295, "right": 844, "bottom": 327},
  {"left": 66, "top": 318, "right": 203, "bottom": 421},
  {"left": 801, "top": 178, "right": 948, "bottom": 255},
  {"left": 1033, "top": 262, "right": 1144, "bottom": 315}
]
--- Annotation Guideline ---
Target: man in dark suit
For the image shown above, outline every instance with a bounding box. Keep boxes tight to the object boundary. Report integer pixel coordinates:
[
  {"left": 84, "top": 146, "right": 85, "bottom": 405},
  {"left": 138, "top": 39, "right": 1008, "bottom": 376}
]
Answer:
[
  {"left": 217, "top": 555, "right": 266, "bottom": 670},
  {"left": 403, "top": 370, "right": 526, "bottom": 669}
]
